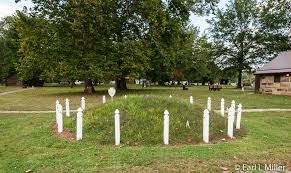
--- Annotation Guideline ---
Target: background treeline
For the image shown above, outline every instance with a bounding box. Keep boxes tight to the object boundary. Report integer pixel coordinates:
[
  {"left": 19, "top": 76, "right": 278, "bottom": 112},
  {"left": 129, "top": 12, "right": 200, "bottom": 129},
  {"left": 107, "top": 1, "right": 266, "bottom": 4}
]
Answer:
[{"left": 0, "top": 0, "right": 290, "bottom": 92}]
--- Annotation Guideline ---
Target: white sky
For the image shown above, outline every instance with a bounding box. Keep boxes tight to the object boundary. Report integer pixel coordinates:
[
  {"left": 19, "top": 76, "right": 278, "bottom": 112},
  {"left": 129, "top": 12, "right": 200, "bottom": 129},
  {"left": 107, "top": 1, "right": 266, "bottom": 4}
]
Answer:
[{"left": 0, "top": 0, "right": 229, "bottom": 32}]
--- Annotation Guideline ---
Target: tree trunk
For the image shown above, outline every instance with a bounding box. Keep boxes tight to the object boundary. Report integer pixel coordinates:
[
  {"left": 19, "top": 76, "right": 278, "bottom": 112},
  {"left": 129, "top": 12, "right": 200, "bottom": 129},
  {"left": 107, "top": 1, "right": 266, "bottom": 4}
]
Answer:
[
  {"left": 84, "top": 79, "right": 95, "bottom": 94},
  {"left": 237, "top": 70, "right": 242, "bottom": 88},
  {"left": 116, "top": 77, "right": 127, "bottom": 90},
  {"left": 70, "top": 80, "right": 75, "bottom": 88}
]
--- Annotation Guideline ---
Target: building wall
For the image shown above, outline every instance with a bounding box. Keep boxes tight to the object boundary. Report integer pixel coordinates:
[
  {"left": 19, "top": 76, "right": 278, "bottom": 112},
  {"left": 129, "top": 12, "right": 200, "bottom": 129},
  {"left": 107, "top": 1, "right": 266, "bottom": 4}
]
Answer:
[
  {"left": 259, "top": 74, "right": 291, "bottom": 95},
  {"left": 5, "top": 75, "right": 21, "bottom": 86}
]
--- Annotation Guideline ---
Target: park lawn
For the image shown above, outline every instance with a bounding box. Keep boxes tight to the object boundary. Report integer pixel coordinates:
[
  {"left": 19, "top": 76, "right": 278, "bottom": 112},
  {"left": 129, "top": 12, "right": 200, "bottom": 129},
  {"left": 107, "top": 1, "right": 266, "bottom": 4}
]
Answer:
[
  {"left": 0, "top": 85, "right": 291, "bottom": 111},
  {"left": 0, "top": 86, "right": 22, "bottom": 93},
  {"left": 0, "top": 112, "right": 290, "bottom": 172}
]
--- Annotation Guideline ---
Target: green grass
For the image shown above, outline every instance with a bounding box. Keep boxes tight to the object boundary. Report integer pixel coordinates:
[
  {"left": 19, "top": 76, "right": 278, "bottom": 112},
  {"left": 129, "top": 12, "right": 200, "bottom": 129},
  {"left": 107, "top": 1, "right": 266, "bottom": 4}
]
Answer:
[
  {"left": 0, "top": 112, "right": 290, "bottom": 172},
  {"left": 0, "top": 85, "right": 291, "bottom": 111},
  {"left": 0, "top": 86, "right": 21, "bottom": 93},
  {"left": 0, "top": 85, "right": 290, "bottom": 172},
  {"left": 64, "top": 95, "right": 231, "bottom": 145}
]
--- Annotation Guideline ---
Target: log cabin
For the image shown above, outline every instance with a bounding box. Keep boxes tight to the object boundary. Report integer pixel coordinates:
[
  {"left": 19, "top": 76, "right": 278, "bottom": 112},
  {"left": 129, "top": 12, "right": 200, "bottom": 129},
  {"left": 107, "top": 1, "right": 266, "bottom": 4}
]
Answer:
[{"left": 254, "top": 50, "right": 291, "bottom": 95}]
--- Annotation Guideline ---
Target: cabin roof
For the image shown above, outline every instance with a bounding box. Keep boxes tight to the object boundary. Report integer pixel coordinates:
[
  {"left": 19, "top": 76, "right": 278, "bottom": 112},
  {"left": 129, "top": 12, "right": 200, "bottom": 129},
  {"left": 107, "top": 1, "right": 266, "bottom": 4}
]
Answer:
[{"left": 255, "top": 50, "right": 291, "bottom": 74}]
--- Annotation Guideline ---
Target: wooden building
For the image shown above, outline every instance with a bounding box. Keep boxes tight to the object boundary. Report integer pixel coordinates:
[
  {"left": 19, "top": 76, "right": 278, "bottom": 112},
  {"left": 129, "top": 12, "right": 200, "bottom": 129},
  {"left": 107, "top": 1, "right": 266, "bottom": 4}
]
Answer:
[
  {"left": 254, "top": 50, "right": 291, "bottom": 95},
  {"left": 5, "top": 74, "right": 21, "bottom": 86}
]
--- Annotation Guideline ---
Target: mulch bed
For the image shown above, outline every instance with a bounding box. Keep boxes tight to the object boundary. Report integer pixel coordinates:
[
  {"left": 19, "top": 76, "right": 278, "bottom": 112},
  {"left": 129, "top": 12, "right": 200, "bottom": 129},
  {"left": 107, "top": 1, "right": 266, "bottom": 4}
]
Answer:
[{"left": 53, "top": 123, "right": 75, "bottom": 142}]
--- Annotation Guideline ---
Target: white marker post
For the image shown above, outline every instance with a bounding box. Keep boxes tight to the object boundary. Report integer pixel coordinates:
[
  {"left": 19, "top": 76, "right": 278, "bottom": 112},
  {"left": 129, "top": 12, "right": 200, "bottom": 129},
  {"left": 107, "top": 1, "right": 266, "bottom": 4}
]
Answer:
[
  {"left": 57, "top": 104, "right": 63, "bottom": 133},
  {"left": 124, "top": 95, "right": 127, "bottom": 99},
  {"left": 221, "top": 98, "right": 225, "bottom": 117},
  {"left": 76, "top": 108, "right": 83, "bottom": 140},
  {"left": 81, "top": 97, "right": 85, "bottom": 110},
  {"left": 169, "top": 95, "right": 172, "bottom": 99},
  {"left": 236, "top": 104, "right": 242, "bottom": 129},
  {"left": 207, "top": 97, "right": 211, "bottom": 111},
  {"left": 56, "top": 100, "right": 60, "bottom": 124},
  {"left": 163, "top": 110, "right": 169, "bottom": 145},
  {"left": 102, "top": 95, "right": 106, "bottom": 104},
  {"left": 186, "top": 120, "right": 190, "bottom": 128},
  {"left": 231, "top": 100, "right": 235, "bottom": 109},
  {"left": 190, "top": 96, "right": 193, "bottom": 104},
  {"left": 114, "top": 109, "right": 120, "bottom": 145},
  {"left": 228, "top": 107, "right": 235, "bottom": 138},
  {"left": 108, "top": 87, "right": 116, "bottom": 101},
  {"left": 203, "top": 109, "right": 209, "bottom": 143},
  {"left": 65, "top": 98, "right": 70, "bottom": 117}
]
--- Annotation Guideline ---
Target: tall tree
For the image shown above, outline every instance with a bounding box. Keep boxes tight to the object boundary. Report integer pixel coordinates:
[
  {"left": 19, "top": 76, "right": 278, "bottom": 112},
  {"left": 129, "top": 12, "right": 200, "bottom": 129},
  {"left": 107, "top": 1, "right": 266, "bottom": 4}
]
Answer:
[
  {"left": 14, "top": 0, "right": 219, "bottom": 92},
  {"left": 0, "top": 16, "right": 21, "bottom": 84},
  {"left": 208, "top": 0, "right": 290, "bottom": 88}
]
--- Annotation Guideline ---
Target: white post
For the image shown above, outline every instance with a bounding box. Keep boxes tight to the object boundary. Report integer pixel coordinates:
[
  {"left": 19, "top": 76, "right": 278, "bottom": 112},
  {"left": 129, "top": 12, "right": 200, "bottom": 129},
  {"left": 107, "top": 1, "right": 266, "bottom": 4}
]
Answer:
[
  {"left": 231, "top": 100, "right": 235, "bottom": 109},
  {"left": 65, "top": 98, "right": 70, "bottom": 117},
  {"left": 81, "top": 97, "right": 85, "bottom": 110},
  {"left": 236, "top": 104, "right": 242, "bottom": 129},
  {"left": 186, "top": 120, "right": 190, "bottom": 128},
  {"left": 163, "top": 110, "right": 169, "bottom": 145},
  {"left": 221, "top": 98, "right": 225, "bottom": 117},
  {"left": 57, "top": 104, "right": 63, "bottom": 133},
  {"left": 76, "top": 107, "right": 83, "bottom": 140},
  {"left": 203, "top": 109, "right": 209, "bottom": 143},
  {"left": 124, "top": 95, "right": 127, "bottom": 99},
  {"left": 228, "top": 106, "right": 235, "bottom": 138},
  {"left": 102, "top": 95, "right": 106, "bottom": 104},
  {"left": 207, "top": 97, "right": 211, "bottom": 111},
  {"left": 169, "top": 95, "right": 172, "bottom": 99},
  {"left": 114, "top": 109, "right": 120, "bottom": 145},
  {"left": 56, "top": 100, "right": 59, "bottom": 124},
  {"left": 190, "top": 96, "right": 193, "bottom": 104}
]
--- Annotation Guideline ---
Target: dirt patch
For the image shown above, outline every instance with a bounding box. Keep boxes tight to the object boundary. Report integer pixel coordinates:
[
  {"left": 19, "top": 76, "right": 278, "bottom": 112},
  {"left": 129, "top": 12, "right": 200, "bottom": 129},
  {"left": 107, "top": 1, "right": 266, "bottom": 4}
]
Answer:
[{"left": 53, "top": 123, "right": 75, "bottom": 142}]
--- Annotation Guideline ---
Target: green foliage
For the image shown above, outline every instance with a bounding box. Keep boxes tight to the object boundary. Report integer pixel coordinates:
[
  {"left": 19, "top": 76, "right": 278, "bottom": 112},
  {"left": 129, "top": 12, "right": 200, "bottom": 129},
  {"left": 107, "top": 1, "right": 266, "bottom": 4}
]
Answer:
[
  {"left": 10, "top": 0, "right": 220, "bottom": 87},
  {"left": 208, "top": 0, "right": 291, "bottom": 88},
  {"left": 0, "top": 16, "right": 21, "bottom": 82}
]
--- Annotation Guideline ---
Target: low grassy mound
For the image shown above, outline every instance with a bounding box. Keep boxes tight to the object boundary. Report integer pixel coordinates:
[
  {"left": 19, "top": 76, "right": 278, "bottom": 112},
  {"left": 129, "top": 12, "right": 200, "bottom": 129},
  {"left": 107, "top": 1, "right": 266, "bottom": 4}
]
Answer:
[{"left": 66, "top": 95, "right": 228, "bottom": 145}]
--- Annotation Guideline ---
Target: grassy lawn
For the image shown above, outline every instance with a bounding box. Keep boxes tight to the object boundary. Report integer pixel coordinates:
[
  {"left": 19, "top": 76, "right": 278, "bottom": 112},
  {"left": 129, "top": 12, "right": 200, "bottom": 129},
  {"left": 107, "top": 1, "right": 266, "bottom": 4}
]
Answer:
[
  {"left": 0, "top": 85, "right": 291, "bottom": 111},
  {"left": 0, "top": 86, "right": 22, "bottom": 93},
  {"left": 0, "top": 112, "right": 290, "bottom": 172},
  {"left": 0, "top": 86, "right": 290, "bottom": 172}
]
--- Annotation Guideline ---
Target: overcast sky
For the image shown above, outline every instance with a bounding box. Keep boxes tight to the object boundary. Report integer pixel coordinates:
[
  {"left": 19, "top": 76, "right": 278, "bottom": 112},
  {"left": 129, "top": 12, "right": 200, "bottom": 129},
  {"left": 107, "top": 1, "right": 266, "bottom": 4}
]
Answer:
[{"left": 0, "top": 0, "right": 229, "bottom": 32}]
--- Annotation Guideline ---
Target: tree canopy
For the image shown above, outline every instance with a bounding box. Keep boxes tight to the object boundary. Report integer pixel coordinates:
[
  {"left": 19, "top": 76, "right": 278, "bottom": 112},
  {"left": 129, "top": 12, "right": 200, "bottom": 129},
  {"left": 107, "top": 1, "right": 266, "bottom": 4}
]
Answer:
[
  {"left": 0, "top": 0, "right": 289, "bottom": 90},
  {"left": 208, "top": 0, "right": 290, "bottom": 88},
  {"left": 7, "top": 0, "right": 219, "bottom": 91}
]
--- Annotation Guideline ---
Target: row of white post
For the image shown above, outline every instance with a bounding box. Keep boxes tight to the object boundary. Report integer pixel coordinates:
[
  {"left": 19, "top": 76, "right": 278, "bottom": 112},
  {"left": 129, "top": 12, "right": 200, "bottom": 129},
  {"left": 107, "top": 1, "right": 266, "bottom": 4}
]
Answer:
[
  {"left": 187, "top": 96, "right": 243, "bottom": 143},
  {"left": 203, "top": 97, "right": 243, "bottom": 143},
  {"left": 56, "top": 98, "right": 85, "bottom": 140},
  {"left": 56, "top": 96, "right": 243, "bottom": 144},
  {"left": 60, "top": 97, "right": 86, "bottom": 118},
  {"left": 113, "top": 105, "right": 242, "bottom": 145}
]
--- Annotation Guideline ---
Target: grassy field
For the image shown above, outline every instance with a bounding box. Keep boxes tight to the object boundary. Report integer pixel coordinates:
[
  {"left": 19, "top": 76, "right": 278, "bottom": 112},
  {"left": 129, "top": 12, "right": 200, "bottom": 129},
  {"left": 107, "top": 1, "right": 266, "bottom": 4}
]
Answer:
[
  {"left": 0, "top": 85, "right": 290, "bottom": 172},
  {"left": 0, "top": 85, "right": 291, "bottom": 111},
  {"left": 0, "top": 86, "right": 22, "bottom": 93}
]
